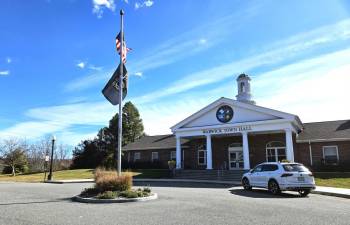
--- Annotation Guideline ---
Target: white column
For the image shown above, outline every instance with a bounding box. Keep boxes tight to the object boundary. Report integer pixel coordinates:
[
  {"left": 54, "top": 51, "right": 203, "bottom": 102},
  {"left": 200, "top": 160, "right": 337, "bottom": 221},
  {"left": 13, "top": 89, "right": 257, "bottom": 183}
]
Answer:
[
  {"left": 206, "top": 134, "right": 213, "bottom": 170},
  {"left": 176, "top": 136, "right": 181, "bottom": 169},
  {"left": 242, "top": 131, "right": 250, "bottom": 170},
  {"left": 285, "top": 129, "right": 295, "bottom": 162}
]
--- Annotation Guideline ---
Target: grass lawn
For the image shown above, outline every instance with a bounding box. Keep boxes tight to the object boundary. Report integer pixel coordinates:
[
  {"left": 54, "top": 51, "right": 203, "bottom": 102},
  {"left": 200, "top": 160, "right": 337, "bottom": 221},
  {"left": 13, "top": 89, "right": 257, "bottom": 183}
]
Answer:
[
  {"left": 0, "top": 169, "right": 170, "bottom": 183},
  {"left": 314, "top": 172, "right": 350, "bottom": 189},
  {"left": 0, "top": 169, "right": 95, "bottom": 183}
]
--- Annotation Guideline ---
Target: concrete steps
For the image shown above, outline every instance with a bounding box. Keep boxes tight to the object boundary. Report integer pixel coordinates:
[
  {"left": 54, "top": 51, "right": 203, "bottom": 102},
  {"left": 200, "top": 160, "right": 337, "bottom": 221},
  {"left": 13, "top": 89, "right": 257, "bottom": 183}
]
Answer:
[{"left": 174, "top": 170, "right": 246, "bottom": 181}]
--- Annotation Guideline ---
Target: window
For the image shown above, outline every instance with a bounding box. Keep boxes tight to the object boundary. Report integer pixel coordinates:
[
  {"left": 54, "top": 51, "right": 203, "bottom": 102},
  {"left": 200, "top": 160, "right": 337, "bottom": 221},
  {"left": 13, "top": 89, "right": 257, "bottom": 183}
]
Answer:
[
  {"left": 283, "top": 164, "right": 309, "bottom": 172},
  {"left": 134, "top": 152, "right": 140, "bottom": 161},
  {"left": 252, "top": 165, "right": 263, "bottom": 173},
  {"left": 323, "top": 146, "right": 339, "bottom": 165},
  {"left": 262, "top": 164, "right": 279, "bottom": 172},
  {"left": 229, "top": 143, "right": 242, "bottom": 148},
  {"left": 240, "top": 82, "right": 245, "bottom": 92},
  {"left": 198, "top": 150, "right": 207, "bottom": 165},
  {"left": 266, "top": 141, "right": 286, "bottom": 162},
  {"left": 170, "top": 151, "right": 176, "bottom": 161},
  {"left": 151, "top": 152, "right": 159, "bottom": 162}
]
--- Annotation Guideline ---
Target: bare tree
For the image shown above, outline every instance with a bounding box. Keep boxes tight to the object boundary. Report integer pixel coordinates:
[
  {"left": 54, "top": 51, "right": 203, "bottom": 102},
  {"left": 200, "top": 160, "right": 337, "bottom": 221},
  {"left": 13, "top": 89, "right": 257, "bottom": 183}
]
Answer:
[
  {"left": 0, "top": 138, "right": 28, "bottom": 176},
  {"left": 52, "top": 143, "right": 71, "bottom": 171},
  {"left": 58, "top": 143, "right": 69, "bottom": 160},
  {"left": 26, "top": 137, "right": 51, "bottom": 173}
]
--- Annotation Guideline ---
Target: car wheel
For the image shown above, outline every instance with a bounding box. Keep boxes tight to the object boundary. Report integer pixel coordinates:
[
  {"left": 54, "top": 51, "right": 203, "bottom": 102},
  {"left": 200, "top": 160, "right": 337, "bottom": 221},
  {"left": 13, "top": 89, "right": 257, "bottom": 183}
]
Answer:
[
  {"left": 268, "top": 180, "right": 280, "bottom": 195},
  {"left": 298, "top": 189, "right": 311, "bottom": 197},
  {"left": 242, "top": 177, "right": 252, "bottom": 191}
]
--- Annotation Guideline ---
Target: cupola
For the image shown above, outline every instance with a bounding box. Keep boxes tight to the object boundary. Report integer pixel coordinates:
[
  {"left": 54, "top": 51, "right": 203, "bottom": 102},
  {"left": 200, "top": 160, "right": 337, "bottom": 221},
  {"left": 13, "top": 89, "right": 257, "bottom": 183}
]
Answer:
[{"left": 236, "top": 73, "right": 255, "bottom": 104}]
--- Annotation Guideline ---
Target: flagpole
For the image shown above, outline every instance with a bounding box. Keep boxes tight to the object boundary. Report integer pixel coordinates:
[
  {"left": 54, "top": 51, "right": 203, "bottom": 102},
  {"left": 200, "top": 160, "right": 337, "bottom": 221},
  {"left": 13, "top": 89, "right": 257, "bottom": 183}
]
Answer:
[{"left": 117, "top": 9, "right": 124, "bottom": 176}]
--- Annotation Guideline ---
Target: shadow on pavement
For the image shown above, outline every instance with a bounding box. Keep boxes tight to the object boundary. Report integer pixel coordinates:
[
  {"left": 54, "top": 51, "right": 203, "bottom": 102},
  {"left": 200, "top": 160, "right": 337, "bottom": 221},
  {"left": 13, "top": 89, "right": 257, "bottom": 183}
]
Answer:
[
  {"left": 229, "top": 188, "right": 304, "bottom": 198},
  {"left": 134, "top": 181, "right": 235, "bottom": 189},
  {"left": 0, "top": 197, "right": 72, "bottom": 206}
]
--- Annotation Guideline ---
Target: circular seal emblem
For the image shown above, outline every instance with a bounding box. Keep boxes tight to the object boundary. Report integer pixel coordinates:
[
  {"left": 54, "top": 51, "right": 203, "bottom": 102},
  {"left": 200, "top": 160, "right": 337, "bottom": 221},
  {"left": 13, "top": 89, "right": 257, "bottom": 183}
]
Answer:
[{"left": 216, "top": 105, "right": 234, "bottom": 123}]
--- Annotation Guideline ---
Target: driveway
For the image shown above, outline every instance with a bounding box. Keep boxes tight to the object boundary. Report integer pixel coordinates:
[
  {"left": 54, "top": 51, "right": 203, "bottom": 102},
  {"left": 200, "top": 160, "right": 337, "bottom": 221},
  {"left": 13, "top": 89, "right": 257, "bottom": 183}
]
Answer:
[{"left": 0, "top": 182, "right": 349, "bottom": 225}]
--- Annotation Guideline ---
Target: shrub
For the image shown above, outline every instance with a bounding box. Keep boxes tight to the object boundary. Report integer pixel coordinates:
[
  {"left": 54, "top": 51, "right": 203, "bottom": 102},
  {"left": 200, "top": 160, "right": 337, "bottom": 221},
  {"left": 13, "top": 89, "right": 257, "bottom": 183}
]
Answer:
[
  {"left": 80, "top": 187, "right": 100, "bottom": 198},
  {"left": 96, "top": 191, "right": 117, "bottom": 199},
  {"left": 94, "top": 168, "right": 133, "bottom": 192},
  {"left": 168, "top": 160, "right": 176, "bottom": 170},
  {"left": 119, "top": 190, "right": 139, "bottom": 198},
  {"left": 143, "top": 187, "right": 151, "bottom": 193}
]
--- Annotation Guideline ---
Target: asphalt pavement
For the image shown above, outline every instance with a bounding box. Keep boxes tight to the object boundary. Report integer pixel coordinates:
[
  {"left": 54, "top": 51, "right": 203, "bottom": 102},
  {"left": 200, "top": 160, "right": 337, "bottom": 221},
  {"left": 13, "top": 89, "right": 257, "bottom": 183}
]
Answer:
[{"left": 0, "top": 182, "right": 349, "bottom": 225}]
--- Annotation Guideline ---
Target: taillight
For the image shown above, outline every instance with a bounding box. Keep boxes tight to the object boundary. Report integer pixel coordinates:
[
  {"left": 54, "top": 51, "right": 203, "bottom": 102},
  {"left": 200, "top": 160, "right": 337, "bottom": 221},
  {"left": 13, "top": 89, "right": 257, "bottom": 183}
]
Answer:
[{"left": 281, "top": 173, "right": 293, "bottom": 177}]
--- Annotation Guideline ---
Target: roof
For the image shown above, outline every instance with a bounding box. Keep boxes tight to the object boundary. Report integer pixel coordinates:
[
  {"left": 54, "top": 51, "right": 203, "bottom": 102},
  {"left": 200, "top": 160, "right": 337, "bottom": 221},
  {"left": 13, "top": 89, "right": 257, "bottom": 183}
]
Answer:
[
  {"left": 237, "top": 73, "right": 250, "bottom": 80},
  {"left": 122, "top": 134, "right": 189, "bottom": 151},
  {"left": 123, "top": 120, "right": 350, "bottom": 151},
  {"left": 297, "top": 120, "right": 350, "bottom": 142},
  {"left": 170, "top": 97, "right": 303, "bottom": 132}
]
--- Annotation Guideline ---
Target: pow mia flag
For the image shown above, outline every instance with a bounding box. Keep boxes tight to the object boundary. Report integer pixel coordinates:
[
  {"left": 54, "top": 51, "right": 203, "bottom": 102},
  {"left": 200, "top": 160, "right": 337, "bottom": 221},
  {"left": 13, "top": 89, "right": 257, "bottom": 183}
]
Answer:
[{"left": 102, "top": 63, "right": 128, "bottom": 105}]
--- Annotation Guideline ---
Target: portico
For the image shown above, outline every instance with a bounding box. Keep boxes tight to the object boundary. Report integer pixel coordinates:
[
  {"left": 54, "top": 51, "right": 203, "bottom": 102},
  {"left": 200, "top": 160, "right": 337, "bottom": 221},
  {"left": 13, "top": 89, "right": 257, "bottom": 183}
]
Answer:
[
  {"left": 171, "top": 74, "right": 302, "bottom": 171},
  {"left": 174, "top": 121, "right": 299, "bottom": 170}
]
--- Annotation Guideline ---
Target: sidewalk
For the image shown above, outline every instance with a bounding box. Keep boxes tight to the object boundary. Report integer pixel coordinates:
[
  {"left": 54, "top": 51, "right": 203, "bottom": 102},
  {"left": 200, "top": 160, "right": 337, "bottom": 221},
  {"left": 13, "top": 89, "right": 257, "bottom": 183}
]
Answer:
[{"left": 312, "top": 186, "right": 350, "bottom": 199}]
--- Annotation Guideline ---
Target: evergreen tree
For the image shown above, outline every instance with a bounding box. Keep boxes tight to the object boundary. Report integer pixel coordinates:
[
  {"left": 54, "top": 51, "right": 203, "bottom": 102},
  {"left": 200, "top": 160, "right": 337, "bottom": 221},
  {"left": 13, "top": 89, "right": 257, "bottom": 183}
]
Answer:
[
  {"left": 103, "top": 101, "right": 145, "bottom": 167},
  {"left": 71, "top": 140, "right": 107, "bottom": 169},
  {"left": 71, "top": 101, "right": 145, "bottom": 169}
]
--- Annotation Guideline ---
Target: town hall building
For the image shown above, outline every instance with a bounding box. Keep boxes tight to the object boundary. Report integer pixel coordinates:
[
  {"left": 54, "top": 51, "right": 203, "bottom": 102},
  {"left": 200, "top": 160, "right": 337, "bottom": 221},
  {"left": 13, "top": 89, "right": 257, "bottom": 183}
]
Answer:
[{"left": 122, "top": 74, "right": 350, "bottom": 173}]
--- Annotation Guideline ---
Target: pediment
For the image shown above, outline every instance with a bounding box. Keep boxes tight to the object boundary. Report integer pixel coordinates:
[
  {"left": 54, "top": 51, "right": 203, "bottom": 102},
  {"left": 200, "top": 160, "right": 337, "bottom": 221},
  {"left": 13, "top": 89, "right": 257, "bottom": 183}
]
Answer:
[{"left": 171, "top": 97, "right": 299, "bottom": 131}]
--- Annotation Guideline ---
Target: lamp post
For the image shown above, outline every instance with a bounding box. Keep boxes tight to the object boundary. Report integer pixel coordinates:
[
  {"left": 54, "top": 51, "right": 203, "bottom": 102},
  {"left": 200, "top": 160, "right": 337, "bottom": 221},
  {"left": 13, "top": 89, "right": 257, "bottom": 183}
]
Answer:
[{"left": 47, "top": 135, "right": 56, "bottom": 181}]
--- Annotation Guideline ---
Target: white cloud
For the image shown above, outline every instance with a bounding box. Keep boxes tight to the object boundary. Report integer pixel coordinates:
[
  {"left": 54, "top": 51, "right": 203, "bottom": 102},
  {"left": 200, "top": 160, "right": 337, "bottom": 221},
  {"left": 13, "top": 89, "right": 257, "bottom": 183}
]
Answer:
[
  {"left": 92, "top": 0, "right": 116, "bottom": 18},
  {"left": 65, "top": 7, "right": 260, "bottom": 92},
  {"left": 6, "top": 57, "right": 12, "bottom": 64},
  {"left": 64, "top": 68, "right": 112, "bottom": 92},
  {"left": 135, "top": 0, "right": 154, "bottom": 10},
  {"left": 198, "top": 38, "right": 207, "bottom": 45},
  {"left": 76, "top": 62, "right": 86, "bottom": 69},
  {"left": 144, "top": 0, "right": 153, "bottom": 7},
  {"left": 55, "top": 131, "right": 98, "bottom": 146},
  {"left": 0, "top": 101, "right": 115, "bottom": 145},
  {"left": 133, "top": 19, "right": 350, "bottom": 104},
  {"left": 0, "top": 121, "right": 69, "bottom": 140},
  {"left": 26, "top": 102, "right": 114, "bottom": 126},
  {"left": 0, "top": 70, "right": 10, "bottom": 76},
  {"left": 134, "top": 72, "right": 143, "bottom": 77},
  {"left": 88, "top": 65, "right": 103, "bottom": 71}
]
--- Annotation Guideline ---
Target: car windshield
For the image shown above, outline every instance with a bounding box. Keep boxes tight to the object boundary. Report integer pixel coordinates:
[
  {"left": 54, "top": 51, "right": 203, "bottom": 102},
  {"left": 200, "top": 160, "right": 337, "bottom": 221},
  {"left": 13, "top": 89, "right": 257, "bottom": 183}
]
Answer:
[{"left": 283, "top": 164, "right": 309, "bottom": 172}]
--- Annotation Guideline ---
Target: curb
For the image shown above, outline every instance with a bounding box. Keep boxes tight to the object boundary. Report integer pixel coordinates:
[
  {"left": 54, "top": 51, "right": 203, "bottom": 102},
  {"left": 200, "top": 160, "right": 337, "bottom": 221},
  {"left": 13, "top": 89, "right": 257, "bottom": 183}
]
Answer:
[
  {"left": 134, "top": 178, "right": 241, "bottom": 185},
  {"left": 311, "top": 190, "right": 350, "bottom": 199},
  {"left": 45, "top": 179, "right": 94, "bottom": 184},
  {"left": 72, "top": 193, "right": 158, "bottom": 203}
]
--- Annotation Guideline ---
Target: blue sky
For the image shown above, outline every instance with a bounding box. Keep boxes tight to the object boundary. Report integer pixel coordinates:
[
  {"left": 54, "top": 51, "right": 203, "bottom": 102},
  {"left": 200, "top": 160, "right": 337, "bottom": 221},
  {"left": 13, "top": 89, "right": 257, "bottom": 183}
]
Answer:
[{"left": 1, "top": 0, "right": 350, "bottom": 147}]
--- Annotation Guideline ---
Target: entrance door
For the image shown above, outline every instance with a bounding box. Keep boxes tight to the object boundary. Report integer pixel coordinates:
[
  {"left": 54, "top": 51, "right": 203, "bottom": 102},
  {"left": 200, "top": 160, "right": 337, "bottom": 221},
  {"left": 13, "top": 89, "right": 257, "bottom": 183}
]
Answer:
[{"left": 228, "top": 147, "right": 244, "bottom": 170}]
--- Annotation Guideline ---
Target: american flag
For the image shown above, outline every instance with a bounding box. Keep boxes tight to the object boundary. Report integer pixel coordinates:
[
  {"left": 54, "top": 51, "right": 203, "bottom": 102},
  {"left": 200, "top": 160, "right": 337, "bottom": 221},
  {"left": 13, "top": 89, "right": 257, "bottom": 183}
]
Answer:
[{"left": 116, "top": 32, "right": 131, "bottom": 63}]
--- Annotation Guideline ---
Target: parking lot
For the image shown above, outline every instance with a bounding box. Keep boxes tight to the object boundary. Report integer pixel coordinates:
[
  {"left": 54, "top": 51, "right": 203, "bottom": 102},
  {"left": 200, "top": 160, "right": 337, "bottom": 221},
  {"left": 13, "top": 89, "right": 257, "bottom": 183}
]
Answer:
[{"left": 0, "top": 182, "right": 349, "bottom": 225}]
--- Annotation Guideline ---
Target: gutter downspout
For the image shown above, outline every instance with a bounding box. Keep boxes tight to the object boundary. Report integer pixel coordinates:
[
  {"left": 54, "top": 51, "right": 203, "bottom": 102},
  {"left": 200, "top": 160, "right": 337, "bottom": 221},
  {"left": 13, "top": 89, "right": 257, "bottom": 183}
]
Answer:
[{"left": 308, "top": 140, "right": 313, "bottom": 166}]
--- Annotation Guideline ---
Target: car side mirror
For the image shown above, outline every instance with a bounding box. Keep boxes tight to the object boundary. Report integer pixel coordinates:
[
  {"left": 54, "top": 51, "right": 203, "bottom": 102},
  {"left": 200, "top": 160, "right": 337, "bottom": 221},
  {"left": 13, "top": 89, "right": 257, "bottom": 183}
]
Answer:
[{"left": 249, "top": 169, "right": 254, "bottom": 173}]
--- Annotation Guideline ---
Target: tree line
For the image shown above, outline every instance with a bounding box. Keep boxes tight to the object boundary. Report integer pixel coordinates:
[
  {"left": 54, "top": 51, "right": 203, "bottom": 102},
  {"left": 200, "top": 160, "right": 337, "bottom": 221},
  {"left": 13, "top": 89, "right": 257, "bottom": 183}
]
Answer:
[
  {"left": 0, "top": 137, "right": 70, "bottom": 176},
  {"left": 0, "top": 101, "right": 144, "bottom": 175},
  {"left": 71, "top": 101, "right": 145, "bottom": 169}
]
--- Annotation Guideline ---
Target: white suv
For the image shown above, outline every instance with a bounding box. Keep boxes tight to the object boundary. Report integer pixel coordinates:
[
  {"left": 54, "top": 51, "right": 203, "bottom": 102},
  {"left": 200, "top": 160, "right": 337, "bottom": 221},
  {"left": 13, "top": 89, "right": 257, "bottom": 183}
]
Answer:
[{"left": 241, "top": 162, "right": 316, "bottom": 197}]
